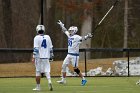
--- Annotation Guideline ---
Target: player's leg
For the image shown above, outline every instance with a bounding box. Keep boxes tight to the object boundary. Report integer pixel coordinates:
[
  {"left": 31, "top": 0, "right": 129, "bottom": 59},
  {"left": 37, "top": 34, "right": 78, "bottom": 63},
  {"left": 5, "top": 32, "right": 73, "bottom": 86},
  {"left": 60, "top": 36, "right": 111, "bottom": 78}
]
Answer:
[
  {"left": 33, "top": 58, "right": 41, "bottom": 91},
  {"left": 60, "top": 64, "right": 67, "bottom": 84},
  {"left": 33, "top": 72, "right": 41, "bottom": 90},
  {"left": 57, "top": 55, "right": 70, "bottom": 84},
  {"left": 57, "top": 64, "right": 67, "bottom": 84},
  {"left": 43, "top": 59, "right": 53, "bottom": 91},
  {"left": 45, "top": 72, "right": 53, "bottom": 91},
  {"left": 73, "top": 67, "right": 87, "bottom": 86},
  {"left": 72, "top": 56, "right": 87, "bottom": 86}
]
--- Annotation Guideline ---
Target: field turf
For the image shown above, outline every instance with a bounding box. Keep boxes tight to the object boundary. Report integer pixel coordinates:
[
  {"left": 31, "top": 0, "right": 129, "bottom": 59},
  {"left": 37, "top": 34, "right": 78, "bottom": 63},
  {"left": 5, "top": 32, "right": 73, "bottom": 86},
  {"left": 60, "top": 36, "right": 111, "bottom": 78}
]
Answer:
[{"left": 0, "top": 77, "right": 140, "bottom": 93}]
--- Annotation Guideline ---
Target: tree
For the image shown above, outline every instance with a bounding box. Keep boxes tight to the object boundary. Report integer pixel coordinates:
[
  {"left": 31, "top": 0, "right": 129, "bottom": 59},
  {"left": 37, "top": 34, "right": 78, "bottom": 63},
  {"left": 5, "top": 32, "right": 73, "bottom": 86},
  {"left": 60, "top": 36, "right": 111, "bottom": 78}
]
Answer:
[
  {"left": 80, "top": 0, "right": 94, "bottom": 59},
  {"left": 124, "top": 0, "right": 128, "bottom": 49}
]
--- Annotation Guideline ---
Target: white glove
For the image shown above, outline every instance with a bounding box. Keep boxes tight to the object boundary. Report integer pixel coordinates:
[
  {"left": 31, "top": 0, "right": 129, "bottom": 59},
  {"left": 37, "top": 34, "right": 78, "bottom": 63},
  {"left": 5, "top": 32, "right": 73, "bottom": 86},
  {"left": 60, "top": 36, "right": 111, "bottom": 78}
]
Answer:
[
  {"left": 49, "top": 49, "right": 54, "bottom": 62},
  {"left": 49, "top": 53, "right": 54, "bottom": 62},
  {"left": 84, "top": 33, "right": 93, "bottom": 40},
  {"left": 87, "top": 33, "right": 93, "bottom": 38},
  {"left": 57, "top": 20, "right": 64, "bottom": 27},
  {"left": 49, "top": 57, "right": 54, "bottom": 62},
  {"left": 57, "top": 20, "right": 67, "bottom": 32}
]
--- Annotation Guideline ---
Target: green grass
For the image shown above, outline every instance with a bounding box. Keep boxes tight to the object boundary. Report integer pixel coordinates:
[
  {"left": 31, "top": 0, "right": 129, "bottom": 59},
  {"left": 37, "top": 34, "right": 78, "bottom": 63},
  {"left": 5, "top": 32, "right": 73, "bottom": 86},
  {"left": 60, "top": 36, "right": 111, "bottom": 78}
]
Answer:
[{"left": 0, "top": 77, "right": 140, "bottom": 93}]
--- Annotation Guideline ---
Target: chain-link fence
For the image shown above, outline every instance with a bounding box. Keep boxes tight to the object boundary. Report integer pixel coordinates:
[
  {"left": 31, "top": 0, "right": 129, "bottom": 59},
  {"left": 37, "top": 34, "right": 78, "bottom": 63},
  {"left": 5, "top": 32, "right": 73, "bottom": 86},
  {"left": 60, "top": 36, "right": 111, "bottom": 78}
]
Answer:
[{"left": 0, "top": 48, "right": 140, "bottom": 77}]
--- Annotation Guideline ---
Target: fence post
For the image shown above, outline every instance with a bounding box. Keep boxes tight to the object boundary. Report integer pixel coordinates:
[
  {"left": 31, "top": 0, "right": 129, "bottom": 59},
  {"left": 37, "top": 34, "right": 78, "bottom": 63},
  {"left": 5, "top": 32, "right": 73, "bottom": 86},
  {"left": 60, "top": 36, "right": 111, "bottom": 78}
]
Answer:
[
  {"left": 84, "top": 49, "right": 87, "bottom": 76},
  {"left": 127, "top": 49, "right": 130, "bottom": 77}
]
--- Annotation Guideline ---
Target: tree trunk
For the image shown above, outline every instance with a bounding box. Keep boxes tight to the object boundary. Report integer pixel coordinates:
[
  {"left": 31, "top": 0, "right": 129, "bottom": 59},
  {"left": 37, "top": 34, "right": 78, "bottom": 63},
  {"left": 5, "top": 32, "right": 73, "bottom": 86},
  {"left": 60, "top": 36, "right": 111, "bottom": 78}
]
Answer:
[
  {"left": 123, "top": 0, "right": 128, "bottom": 56},
  {"left": 80, "top": 0, "right": 93, "bottom": 59}
]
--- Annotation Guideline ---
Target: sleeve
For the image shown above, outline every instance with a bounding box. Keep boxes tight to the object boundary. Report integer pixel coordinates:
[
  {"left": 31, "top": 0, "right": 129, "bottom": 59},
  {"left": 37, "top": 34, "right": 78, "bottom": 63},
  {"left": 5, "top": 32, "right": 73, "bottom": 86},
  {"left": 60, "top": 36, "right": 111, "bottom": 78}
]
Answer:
[
  {"left": 65, "top": 31, "right": 70, "bottom": 38},
  {"left": 33, "top": 36, "right": 39, "bottom": 58},
  {"left": 34, "top": 36, "right": 39, "bottom": 48},
  {"left": 76, "top": 35, "right": 82, "bottom": 43},
  {"left": 48, "top": 36, "right": 53, "bottom": 49}
]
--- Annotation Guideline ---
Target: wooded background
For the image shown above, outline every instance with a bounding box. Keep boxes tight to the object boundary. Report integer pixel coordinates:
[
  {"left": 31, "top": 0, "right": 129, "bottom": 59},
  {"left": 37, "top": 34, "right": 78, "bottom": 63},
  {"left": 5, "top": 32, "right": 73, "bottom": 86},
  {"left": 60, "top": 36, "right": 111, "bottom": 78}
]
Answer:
[{"left": 0, "top": 0, "right": 140, "bottom": 62}]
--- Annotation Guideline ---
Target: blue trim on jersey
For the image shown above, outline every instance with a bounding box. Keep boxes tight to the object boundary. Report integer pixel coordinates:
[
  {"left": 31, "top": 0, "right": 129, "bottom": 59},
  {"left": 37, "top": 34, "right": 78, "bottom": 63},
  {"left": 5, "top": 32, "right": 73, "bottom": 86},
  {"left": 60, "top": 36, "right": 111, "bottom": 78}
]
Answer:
[
  {"left": 40, "top": 58, "right": 48, "bottom": 59},
  {"left": 33, "top": 48, "right": 39, "bottom": 54},
  {"left": 68, "top": 53, "right": 79, "bottom": 56}
]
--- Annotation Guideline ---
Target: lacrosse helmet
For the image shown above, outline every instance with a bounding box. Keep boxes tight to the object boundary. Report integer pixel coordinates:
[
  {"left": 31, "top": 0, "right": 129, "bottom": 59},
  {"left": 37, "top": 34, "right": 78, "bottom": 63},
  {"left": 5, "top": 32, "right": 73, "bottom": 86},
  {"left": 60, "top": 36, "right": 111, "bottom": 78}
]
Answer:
[
  {"left": 36, "top": 25, "right": 45, "bottom": 34},
  {"left": 68, "top": 26, "right": 78, "bottom": 35}
]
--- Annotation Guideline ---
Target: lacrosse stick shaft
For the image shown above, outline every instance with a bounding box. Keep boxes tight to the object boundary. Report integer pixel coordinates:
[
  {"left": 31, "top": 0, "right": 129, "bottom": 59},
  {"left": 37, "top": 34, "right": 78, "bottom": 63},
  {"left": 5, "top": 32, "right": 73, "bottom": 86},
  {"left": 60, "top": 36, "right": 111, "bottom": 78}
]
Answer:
[{"left": 92, "top": 0, "right": 119, "bottom": 35}]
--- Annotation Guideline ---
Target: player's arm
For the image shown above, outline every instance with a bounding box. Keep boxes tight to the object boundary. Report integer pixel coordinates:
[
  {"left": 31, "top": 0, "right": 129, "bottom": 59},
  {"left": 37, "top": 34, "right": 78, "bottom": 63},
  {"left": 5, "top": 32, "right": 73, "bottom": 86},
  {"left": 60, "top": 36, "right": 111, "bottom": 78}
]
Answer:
[
  {"left": 49, "top": 48, "right": 54, "bottom": 62},
  {"left": 31, "top": 47, "right": 39, "bottom": 63},
  {"left": 32, "top": 36, "right": 39, "bottom": 63},
  {"left": 48, "top": 36, "right": 54, "bottom": 62},
  {"left": 57, "top": 20, "right": 70, "bottom": 37},
  {"left": 33, "top": 47, "right": 39, "bottom": 58},
  {"left": 80, "top": 33, "right": 93, "bottom": 42}
]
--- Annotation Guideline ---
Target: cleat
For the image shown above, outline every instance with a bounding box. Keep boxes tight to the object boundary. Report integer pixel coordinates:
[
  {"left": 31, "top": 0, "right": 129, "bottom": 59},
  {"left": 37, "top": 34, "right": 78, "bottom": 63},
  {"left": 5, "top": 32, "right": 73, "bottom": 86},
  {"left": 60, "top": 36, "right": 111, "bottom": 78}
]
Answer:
[
  {"left": 48, "top": 83, "right": 53, "bottom": 91},
  {"left": 81, "top": 80, "right": 87, "bottom": 86},
  {"left": 136, "top": 80, "right": 140, "bottom": 85},
  {"left": 32, "top": 87, "right": 40, "bottom": 91},
  {"left": 57, "top": 80, "right": 66, "bottom": 84}
]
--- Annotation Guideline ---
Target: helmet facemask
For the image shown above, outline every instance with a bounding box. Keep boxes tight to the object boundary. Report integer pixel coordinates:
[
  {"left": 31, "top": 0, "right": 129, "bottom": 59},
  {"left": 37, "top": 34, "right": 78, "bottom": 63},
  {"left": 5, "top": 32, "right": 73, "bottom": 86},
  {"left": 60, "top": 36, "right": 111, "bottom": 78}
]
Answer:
[{"left": 68, "top": 26, "right": 78, "bottom": 36}]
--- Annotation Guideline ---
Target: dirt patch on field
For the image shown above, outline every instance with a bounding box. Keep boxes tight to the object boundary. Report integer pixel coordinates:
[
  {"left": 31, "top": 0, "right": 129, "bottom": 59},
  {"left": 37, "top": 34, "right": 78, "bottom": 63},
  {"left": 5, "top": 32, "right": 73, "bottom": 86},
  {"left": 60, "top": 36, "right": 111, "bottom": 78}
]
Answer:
[{"left": 0, "top": 58, "right": 128, "bottom": 77}]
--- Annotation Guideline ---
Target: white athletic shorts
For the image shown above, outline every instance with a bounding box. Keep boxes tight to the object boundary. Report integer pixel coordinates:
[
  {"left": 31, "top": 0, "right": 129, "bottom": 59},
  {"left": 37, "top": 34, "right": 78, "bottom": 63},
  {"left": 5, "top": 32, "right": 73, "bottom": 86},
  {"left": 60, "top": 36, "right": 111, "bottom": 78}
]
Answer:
[
  {"left": 35, "top": 58, "right": 50, "bottom": 73},
  {"left": 63, "top": 54, "right": 79, "bottom": 67}
]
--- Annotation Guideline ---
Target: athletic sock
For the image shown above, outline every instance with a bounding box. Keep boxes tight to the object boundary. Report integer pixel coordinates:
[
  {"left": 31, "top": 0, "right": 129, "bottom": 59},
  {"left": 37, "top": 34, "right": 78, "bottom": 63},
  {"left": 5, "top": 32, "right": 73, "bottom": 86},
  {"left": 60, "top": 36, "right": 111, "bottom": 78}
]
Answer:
[
  {"left": 82, "top": 77, "right": 85, "bottom": 80},
  {"left": 37, "top": 84, "right": 40, "bottom": 88},
  {"left": 62, "top": 77, "right": 66, "bottom": 81},
  {"left": 48, "top": 78, "right": 52, "bottom": 84}
]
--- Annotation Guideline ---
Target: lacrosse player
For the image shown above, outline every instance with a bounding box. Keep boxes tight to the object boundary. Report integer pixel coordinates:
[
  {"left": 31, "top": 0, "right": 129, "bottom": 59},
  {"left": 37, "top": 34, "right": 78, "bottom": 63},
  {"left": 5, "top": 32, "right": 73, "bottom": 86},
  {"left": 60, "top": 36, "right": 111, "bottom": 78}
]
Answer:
[
  {"left": 32, "top": 25, "right": 54, "bottom": 91},
  {"left": 57, "top": 20, "right": 92, "bottom": 86}
]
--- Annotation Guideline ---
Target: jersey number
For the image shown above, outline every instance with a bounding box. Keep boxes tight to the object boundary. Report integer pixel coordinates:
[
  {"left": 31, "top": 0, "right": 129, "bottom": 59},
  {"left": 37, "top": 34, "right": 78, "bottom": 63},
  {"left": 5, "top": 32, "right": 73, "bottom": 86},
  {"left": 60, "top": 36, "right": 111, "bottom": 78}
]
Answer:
[
  {"left": 41, "top": 39, "right": 47, "bottom": 48},
  {"left": 68, "top": 40, "right": 72, "bottom": 47}
]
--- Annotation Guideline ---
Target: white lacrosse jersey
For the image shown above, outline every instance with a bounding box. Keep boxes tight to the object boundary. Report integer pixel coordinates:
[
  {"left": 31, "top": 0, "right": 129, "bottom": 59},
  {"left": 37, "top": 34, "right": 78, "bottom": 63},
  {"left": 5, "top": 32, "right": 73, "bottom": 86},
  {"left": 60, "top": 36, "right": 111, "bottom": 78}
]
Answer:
[
  {"left": 67, "top": 34, "right": 82, "bottom": 54},
  {"left": 34, "top": 34, "right": 53, "bottom": 59}
]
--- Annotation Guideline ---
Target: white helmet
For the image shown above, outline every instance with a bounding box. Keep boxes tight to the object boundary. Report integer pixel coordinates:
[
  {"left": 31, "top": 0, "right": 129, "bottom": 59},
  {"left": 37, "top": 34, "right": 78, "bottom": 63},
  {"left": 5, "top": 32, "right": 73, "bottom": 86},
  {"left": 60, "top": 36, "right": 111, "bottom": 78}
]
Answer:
[
  {"left": 68, "top": 26, "right": 78, "bottom": 35},
  {"left": 36, "top": 25, "right": 45, "bottom": 33}
]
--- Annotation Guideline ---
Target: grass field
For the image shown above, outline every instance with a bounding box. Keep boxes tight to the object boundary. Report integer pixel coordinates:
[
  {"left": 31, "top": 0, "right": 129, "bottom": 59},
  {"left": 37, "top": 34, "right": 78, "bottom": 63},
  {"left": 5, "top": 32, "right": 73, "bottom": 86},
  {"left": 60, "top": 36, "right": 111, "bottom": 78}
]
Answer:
[{"left": 0, "top": 77, "right": 140, "bottom": 93}]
